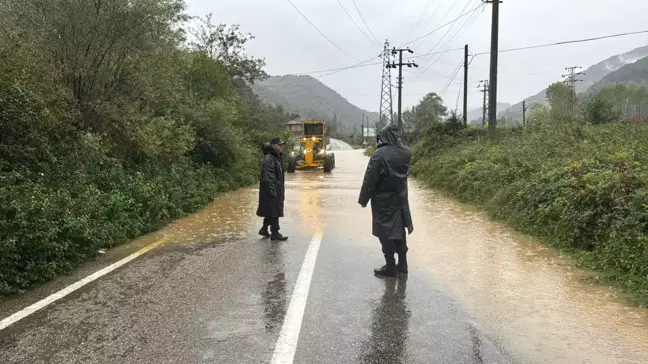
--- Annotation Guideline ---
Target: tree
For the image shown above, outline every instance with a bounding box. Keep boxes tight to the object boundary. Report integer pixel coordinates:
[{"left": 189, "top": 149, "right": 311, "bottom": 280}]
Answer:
[
  {"left": 190, "top": 14, "right": 268, "bottom": 83},
  {"left": 401, "top": 109, "right": 416, "bottom": 137},
  {"left": 596, "top": 84, "right": 648, "bottom": 120},
  {"left": 329, "top": 113, "right": 339, "bottom": 134},
  {"left": 412, "top": 92, "right": 447, "bottom": 133},
  {"left": 445, "top": 110, "right": 466, "bottom": 130},
  {"left": 186, "top": 52, "right": 237, "bottom": 102},
  {"left": 528, "top": 103, "right": 551, "bottom": 125},
  {"left": 4, "top": 0, "right": 187, "bottom": 108},
  {"left": 546, "top": 82, "right": 573, "bottom": 120},
  {"left": 583, "top": 92, "right": 621, "bottom": 125},
  {"left": 497, "top": 116, "right": 516, "bottom": 126}
]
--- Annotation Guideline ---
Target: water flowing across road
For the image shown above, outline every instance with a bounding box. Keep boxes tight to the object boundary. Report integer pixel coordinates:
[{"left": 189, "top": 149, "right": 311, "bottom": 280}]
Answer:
[{"left": 1, "top": 150, "right": 647, "bottom": 363}]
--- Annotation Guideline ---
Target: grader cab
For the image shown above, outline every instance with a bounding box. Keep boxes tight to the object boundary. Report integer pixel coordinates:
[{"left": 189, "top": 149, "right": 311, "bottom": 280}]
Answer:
[{"left": 287, "top": 120, "right": 335, "bottom": 173}]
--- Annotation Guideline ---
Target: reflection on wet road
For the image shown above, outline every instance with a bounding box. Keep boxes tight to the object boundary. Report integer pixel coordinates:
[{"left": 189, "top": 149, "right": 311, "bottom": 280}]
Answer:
[
  {"left": 1, "top": 150, "right": 648, "bottom": 363},
  {"left": 261, "top": 243, "right": 287, "bottom": 335},
  {"left": 359, "top": 278, "right": 410, "bottom": 364}
]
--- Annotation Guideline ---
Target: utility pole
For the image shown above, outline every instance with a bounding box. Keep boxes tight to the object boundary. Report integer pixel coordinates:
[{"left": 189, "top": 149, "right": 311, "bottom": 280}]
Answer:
[
  {"left": 365, "top": 115, "right": 370, "bottom": 145},
  {"left": 463, "top": 44, "right": 469, "bottom": 126},
  {"left": 522, "top": 100, "right": 537, "bottom": 125},
  {"left": 478, "top": 80, "right": 489, "bottom": 126},
  {"left": 483, "top": 0, "right": 501, "bottom": 135},
  {"left": 361, "top": 114, "right": 364, "bottom": 146},
  {"left": 562, "top": 66, "right": 584, "bottom": 117},
  {"left": 522, "top": 100, "right": 527, "bottom": 126},
  {"left": 378, "top": 40, "right": 394, "bottom": 130},
  {"left": 388, "top": 47, "right": 418, "bottom": 131}
]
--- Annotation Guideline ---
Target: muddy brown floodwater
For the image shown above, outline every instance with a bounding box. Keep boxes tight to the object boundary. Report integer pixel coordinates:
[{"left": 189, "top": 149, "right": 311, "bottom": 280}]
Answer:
[
  {"left": 407, "top": 175, "right": 648, "bottom": 364},
  {"left": 2, "top": 150, "right": 648, "bottom": 364}
]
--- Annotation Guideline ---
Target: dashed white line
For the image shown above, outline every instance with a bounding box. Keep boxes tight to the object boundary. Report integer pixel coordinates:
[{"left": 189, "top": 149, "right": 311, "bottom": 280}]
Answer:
[{"left": 270, "top": 232, "right": 323, "bottom": 364}]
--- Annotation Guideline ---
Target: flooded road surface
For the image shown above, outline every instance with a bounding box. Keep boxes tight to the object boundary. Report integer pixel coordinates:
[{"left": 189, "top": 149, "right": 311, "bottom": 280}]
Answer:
[
  {"left": 1, "top": 150, "right": 648, "bottom": 363},
  {"left": 328, "top": 138, "right": 354, "bottom": 151}
]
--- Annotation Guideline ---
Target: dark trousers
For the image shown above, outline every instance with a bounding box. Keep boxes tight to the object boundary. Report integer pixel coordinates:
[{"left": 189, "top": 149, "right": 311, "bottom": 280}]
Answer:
[
  {"left": 379, "top": 232, "right": 408, "bottom": 257},
  {"left": 263, "top": 217, "right": 280, "bottom": 234}
]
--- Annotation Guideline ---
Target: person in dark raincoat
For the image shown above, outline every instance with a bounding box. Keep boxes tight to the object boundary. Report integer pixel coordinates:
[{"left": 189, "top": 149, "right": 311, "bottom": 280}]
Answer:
[
  {"left": 358, "top": 124, "right": 414, "bottom": 277},
  {"left": 257, "top": 137, "right": 288, "bottom": 241}
]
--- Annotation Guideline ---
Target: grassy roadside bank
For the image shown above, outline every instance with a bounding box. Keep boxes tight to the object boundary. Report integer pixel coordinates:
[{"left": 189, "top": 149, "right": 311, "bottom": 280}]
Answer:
[{"left": 411, "top": 122, "right": 648, "bottom": 306}]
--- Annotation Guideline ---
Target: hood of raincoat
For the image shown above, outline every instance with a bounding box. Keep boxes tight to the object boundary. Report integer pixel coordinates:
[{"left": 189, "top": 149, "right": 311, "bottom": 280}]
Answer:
[
  {"left": 262, "top": 142, "right": 273, "bottom": 154},
  {"left": 377, "top": 124, "right": 402, "bottom": 148}
]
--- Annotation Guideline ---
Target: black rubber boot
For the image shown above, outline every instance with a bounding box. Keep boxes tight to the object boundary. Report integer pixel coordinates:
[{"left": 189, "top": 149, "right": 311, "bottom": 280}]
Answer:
[
  {"left": 271, "top": 233, "right": 288, "bottom": 241},
  {"left": 259, "top": 227, "right": 270, "bottom": 238},
  {"left": 397, "top": 247, "right": 408, "bottom": 274},
  {"left": 374, "top": 255, "right": 397, "bottom": 278},
  {"left": 397, "top": 256, "right": 408, "bottom": 274}
]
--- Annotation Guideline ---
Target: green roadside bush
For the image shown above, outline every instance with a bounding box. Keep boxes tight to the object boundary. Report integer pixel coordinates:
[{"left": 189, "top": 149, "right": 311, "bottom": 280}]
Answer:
[
  {"left": 0, "top": 79, "right": 258, "bottom": 296},
  {"left": 412, "top": 122, "right": 648, "bottom": 305},
  {"left": 0, "top": 0, "right": 294, "bottom": 296}
]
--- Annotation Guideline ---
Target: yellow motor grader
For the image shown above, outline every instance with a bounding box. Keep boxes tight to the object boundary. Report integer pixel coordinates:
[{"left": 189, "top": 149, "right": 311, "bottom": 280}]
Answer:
[{"left": 287, "top": 119, "right": 335, "bottom": 173}]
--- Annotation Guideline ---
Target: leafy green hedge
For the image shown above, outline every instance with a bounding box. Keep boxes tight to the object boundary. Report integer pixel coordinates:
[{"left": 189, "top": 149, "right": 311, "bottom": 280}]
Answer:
[
  {"left": 0, "top": 163, "right": 253, "bottom": 295},
  {"left": 0, "top": 81, "right": 259, "bottom": 295},
  {"left": 0, "top": 1, "right": 296, "bottom": 296},
  {"left": 412, "top": 122, "right": 648, "bottom": 305}
]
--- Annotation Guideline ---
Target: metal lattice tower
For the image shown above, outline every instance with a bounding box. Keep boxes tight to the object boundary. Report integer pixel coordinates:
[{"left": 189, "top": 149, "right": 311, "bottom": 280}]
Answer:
[
  {"left": 562, "top": 66, "right": 585, "bottom": 116},
  {"left": 378, "top": 40, "right": 394, "bottom": 129},
  {"left": 478, "top": 80, "right": 489, "bottom": 126}
]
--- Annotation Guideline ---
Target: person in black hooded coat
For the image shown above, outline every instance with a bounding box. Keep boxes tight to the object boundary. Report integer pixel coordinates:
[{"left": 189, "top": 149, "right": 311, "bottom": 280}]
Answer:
[
  {"left": 358, "top": 124, "right": 414, "bottom": 277},
  {"left": 257, "top": 138, "right": 288, "bottom": 241}
]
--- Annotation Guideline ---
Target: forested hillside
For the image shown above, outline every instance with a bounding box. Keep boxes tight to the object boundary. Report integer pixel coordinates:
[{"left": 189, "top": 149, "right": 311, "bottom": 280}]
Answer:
[
  {"left": 499, "top": 45, "right": 648, "bottom": 122},
  {"left": 251, "top": 75, "right": 379, "bottom": 132}
]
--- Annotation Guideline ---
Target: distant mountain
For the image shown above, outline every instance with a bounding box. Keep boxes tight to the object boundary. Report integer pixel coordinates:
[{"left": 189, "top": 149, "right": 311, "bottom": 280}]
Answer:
[
  {"left": 584, "top": 55, "right": 648, "bottom": 95},
  {"left": 500, "top": 45, "right": 648, "bottom": 122},
  {"left": 251, "top": 75, "right": 378, "bottom": 132},
  {"left": 467, "top": 102, "right": 511, "bottom": 123}
]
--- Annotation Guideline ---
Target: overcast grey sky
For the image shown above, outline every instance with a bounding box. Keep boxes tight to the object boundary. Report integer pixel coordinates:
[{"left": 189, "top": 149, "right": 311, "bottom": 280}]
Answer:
[{"left": 185, "top": 0, "right": 648, "bottom": 112}]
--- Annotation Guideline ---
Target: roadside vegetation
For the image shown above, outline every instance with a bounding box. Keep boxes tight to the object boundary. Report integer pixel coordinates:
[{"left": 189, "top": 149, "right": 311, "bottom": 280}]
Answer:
[
  {"left": 410, "top": 83, "right": 648, "bottom": 306},
  {"left": 0, "top": 1, "right": 292, "bottom": 296}
]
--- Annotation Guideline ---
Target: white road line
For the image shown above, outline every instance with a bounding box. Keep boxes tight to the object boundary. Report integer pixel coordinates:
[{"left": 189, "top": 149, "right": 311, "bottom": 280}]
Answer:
[
  {"left": 271, "top": 232, "right": 323, "bottom": 364},
  {"left": 0, "top": 238, "right": 167, "bottom": 331}
]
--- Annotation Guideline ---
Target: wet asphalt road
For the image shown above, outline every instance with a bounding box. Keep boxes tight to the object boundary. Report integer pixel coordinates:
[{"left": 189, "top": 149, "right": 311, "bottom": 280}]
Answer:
[{"left": 2, "top": 150, "right": 648, "bottom": 364}]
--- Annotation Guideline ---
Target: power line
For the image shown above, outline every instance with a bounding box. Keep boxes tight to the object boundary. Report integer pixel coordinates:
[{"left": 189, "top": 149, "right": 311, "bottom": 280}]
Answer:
[
  {"left": 402, "top": 3, "right": 484, "bottom": 47},
  {"left": 296, "top": 57, "right": 379, "bottom": 76},
  {"left": 286, "top": 0, "right": 361, "bottom": 61},
  {"left": 422, "top": 2, "right": 483, "bottom": 68},
  {"left": 411, "top": 47, "right": 465, "bottom": 59},
  {"left": 405, "top": 66, "right": 471, "bottom": 80},
  {"left": 297, "top": 48, "right": 464, "bottom": 77},
  {"left": 352, "top": 0, "right": 381, "bottom": 45},
  {"left": 407, "top": 0, "right": 447, "bottom": 48},
  {"left": 474, "top": 29, "right": 648, "bottom": 56},
  {"left": 400, "top": 0, "right": 435, "bottom": 46},
  {"left": 416, "top": 1, "right": 483, "bottom": 73},
  {"left": 440, "top": 60, "right": 464, "bottom": 96},
  {"left": 299, "top": 28, "right": 645, "bottom": 88},
  {"left": 316, "top": 58, "right": 380, "bottom": 78},
  {"left": 336, "top": 0, "right": 380, "bottom": 46},
  {"left": 455, "top": 68, "right": 463, "bottom": 112},
  {"left": 419, "top": 1, "right": 482, "bottom": 61},
  {"left": 416, "top": 0, "right": 461, "bottom": 49}
]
